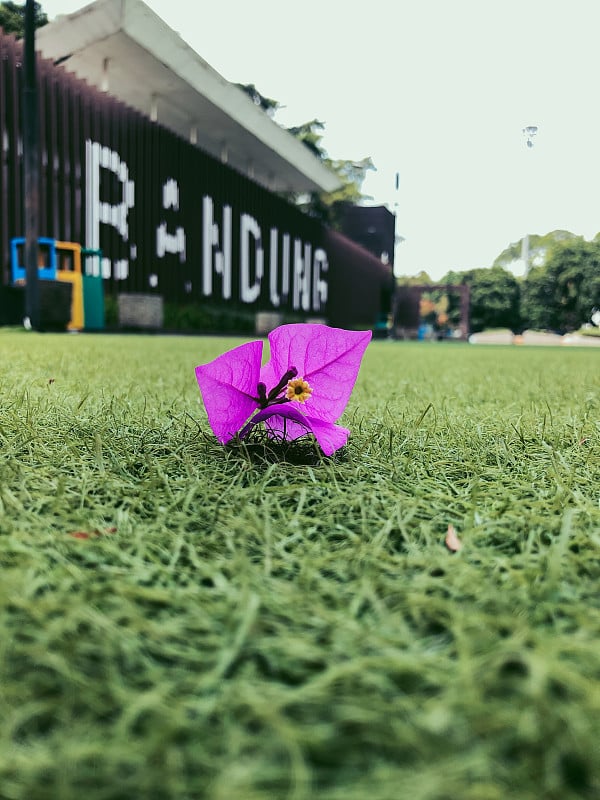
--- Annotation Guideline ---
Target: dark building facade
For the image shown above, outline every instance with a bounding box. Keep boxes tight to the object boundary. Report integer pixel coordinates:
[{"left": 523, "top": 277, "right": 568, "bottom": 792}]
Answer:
[
  {"left": 339, "top": 204, "right": 397, "bottom": 268},
  {"left": 0, "top": 29, "right": 391, "bottom": 330}
]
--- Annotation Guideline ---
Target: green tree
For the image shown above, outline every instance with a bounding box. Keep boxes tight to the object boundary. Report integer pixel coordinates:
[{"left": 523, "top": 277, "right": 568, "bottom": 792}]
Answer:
[
  {"left": 235, "top": 83, "right": 281, "bottom": 117},
  {"left": 234, "top": 86, "right": 374, "bottom": 228},
  {"left": 0, "top": 1, "right": 47, "bottom": 37},
  {"left": 396, "top": 271, "right": 433, "bottom": 286},
  {"left": 442, "top": 266, "right": 521, "bottom": 332},
  {"left": 286, "top": 118, "right": 327, "bottom": 159},
  {"left": 493, "top": 230, "right": 579, "bottom": 271},
  {"left": 521, "top": 237, "right": 600, "bottom": 331},
  {"left": 283, "top": 119, "right": 375, "bottom": 228},
  {"left": 519, "top": 264, "right": 556, "bottom": 330}
]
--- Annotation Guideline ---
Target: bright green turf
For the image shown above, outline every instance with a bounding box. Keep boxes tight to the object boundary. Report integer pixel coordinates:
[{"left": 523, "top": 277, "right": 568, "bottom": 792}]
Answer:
[{"left": 0, "top": 329, "right": 599, "bottom": 800}]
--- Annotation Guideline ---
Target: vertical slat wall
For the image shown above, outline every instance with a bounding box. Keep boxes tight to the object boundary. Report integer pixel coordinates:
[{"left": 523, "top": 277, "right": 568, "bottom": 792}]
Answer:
[
  {"left": 0, "top": 33, "right": 23, "bottom": 273},
  {"left": 0, "top": 29, "right": 390, "bottom": 326}
]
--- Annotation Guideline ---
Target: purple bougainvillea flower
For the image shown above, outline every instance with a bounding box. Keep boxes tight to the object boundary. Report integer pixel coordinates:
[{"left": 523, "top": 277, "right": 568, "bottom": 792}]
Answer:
[{"left": 195, "top": 324, "right": 371, "bottom": 455}]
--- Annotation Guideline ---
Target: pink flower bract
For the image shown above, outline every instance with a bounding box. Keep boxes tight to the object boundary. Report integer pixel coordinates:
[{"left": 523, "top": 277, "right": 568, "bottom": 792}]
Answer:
[{"left": 195, "top": 323, "right": 371, "bottom": 455}]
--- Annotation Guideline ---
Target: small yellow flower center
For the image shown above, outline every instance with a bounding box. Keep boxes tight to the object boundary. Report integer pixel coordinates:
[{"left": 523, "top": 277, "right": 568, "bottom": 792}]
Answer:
[{"left": 285, "top": 377, "right": 313, "bottom": 403}]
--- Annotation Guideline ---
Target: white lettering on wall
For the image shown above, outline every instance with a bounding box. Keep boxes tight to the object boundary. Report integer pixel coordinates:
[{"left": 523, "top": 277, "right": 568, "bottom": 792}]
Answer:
[
  {"left": 156, "top": 223, "right": 185, "bottom": 261},
  {"left": 240, "top": 213, "right": 264, "bottom": 303},
  {"left": 85, "top": 140, "right": 134, "bottom": 279},
  {"left": 114, "top": 260, "right": 129, "bottom": 280},
  {"left": 83, "top": 145, "right": 328, "bottom": 309},
  {"left": 202, "top": 196, "right": 232, "bottom": 299},
  {"left": 268, "top": 229, "right": 292, "bottom": 307},
  {"left": 292, "top": 238, "right": 312, "bottom": 311},
  {"left": 156, "top": 178, "right": 186, "bottom": 262},
  {"left": 281, "top": 233, "right": 291, "bottom": 301},
  {"left": 312, "top": 248, "right": 328, "bottom": 311},
  {"left": 163, "top": 178, "right": 179, "bottom": 210},
  {"left": 269, "top": 228, "right": 279, "bottom": 307}
]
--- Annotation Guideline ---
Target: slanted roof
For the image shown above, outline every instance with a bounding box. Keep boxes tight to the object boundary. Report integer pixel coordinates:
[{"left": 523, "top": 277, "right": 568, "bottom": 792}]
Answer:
[{"left": 36, "top": 0, "right": 341, "bottom": 194}]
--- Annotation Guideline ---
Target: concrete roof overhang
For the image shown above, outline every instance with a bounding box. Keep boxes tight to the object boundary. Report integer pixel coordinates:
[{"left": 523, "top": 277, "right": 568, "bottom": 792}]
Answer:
[{"left": 36, "top": 0, "right": 341, "bottom": 194}]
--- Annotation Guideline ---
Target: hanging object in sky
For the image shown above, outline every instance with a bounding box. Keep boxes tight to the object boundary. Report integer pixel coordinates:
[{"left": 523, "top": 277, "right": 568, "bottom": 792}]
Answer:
[{"left": 523, "top": 125, "right": 539, "bottom": 148}]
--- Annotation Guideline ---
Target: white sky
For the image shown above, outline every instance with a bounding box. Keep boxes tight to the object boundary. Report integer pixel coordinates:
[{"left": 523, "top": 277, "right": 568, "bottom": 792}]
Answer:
[{"left": 41, "top": 0, "right": 600, "bottom": 279}]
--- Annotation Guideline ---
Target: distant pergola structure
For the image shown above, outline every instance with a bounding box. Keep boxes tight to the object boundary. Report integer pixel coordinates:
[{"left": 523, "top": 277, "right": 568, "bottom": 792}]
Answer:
[{"left": 391, "top": 284, "right": 470, "bottom": 340}]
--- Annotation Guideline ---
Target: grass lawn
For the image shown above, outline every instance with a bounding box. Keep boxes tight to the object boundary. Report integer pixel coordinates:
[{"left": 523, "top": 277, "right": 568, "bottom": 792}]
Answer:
[{"left": 0, "top": 329, "right": 599, "bottom": 800}]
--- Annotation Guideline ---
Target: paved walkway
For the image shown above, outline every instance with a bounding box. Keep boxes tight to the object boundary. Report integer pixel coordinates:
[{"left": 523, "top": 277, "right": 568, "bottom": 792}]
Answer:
[{"left": 469, "top": 330, "right": 600, "bottom": 346}]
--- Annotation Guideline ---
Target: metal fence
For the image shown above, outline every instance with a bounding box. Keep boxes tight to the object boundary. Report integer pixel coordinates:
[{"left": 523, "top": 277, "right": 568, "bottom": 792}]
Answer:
[{"left": 0, "top": 29, "right": 392, "bottom": 328}]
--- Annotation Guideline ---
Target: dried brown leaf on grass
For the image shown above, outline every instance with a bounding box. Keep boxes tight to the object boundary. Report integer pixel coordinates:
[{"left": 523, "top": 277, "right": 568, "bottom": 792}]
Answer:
[
  {"left": 68, "top": 527, "right": 117, "bottom": 540},
  {"left": 445, "top": 524, "right": 463, "bottom": 552}
]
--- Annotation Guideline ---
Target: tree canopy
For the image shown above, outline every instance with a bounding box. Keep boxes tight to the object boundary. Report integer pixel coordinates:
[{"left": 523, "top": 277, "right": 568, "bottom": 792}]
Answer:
[
  {"left": 236, "top": 84, "right": 374, "bottom": 229},
  {"left": 0, "top": 1, "right": 47, "bottom": 37},
  {"left": 520, "top": 237, "right": 600, "bottom": 332},
  {"left": 441, "top": 266, "right": 521, "bottom": 333},
  {"left": 493, "top": 230, "right": 580, "bottom": 271},
  {"left": 423, "top": 231, "right": 600, "bottom": 334},
  {"left": 396, "top": 271, "right": 434, "bottom": 287},
  {"left": 235, "top": 83, "right": 280, "bottom": 117}
]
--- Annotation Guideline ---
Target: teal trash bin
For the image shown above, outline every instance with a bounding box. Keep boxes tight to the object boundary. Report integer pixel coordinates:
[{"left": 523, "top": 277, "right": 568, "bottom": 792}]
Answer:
[{"left": 81, "top": 248, "right": 105, "bottom": 330}]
